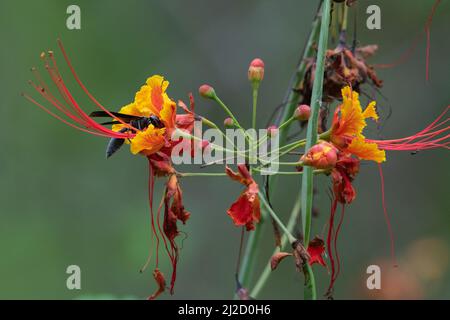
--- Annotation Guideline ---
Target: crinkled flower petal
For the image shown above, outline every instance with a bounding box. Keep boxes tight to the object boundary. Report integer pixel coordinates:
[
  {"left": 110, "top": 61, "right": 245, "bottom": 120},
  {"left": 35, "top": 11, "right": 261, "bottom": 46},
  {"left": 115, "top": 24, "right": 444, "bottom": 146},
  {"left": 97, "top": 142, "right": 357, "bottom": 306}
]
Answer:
[
  {"left": 347, "top": 136, "right": 386, "bottom": 163},
  {"left": 227, "top": 192, "right": 260, "bottom": 231},
  {"left": 130, "top": 125, "right": 166, "bottom": 155},
  {"left": 307, "top": 237, "right": 326, "bottom": 267},
  {"left": 135, "top": 75, "right": 170, "bottom": 116}
]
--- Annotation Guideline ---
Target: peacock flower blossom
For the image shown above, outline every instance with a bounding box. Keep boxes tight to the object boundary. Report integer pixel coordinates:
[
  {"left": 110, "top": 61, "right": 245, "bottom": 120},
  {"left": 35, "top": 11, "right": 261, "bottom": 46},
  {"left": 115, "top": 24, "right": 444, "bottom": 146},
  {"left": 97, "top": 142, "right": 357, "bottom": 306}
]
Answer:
[
  {"left": 330, "top": 86, "right": 450, "bottom": 162},
  {"left": 23, "top": 41, "right": 198, "bottom": 299},
  {"left": 226, "top": 164, "right": 261, "bottom": 231},
  {"left": 110, "top": 75, "right": 177, "bottom": 156},
  {"left": 324, "top": 89, "right": 448, "bottom": 296},
  {"left": 330, "top": 86, "right": 386, "bottom": 163}
]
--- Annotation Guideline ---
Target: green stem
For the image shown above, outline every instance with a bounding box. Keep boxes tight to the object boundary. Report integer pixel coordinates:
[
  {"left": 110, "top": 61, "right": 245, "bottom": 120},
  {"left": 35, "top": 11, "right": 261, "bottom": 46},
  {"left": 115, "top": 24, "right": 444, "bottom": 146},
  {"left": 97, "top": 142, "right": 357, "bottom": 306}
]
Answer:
[
  {"left": 213, "top": 96, "right": 244, "bottom": 132},
  {"left": 201, "top": 116, "right": 237, "bottom": 150},
  {"left": 300, "top": 0, "right": 331, "bottom": 300},
  {"left": 341, "top": 2, "right": 348, "bottom": 33},
  {"left": 238, "top": 219, "right": 264, "bottom": 289},
  {"left": 237, "top": 1, "right": 323, "bottom": 298},
  {"left": 250, "top": 193, "right": 302, "bottom": 297},
  {"left": 174, "top": 128, "right": 240, "bottom": 155},
  {"left": 258, "top": 192, "right": 296, "bottom": 244},
  {"left": 303, "top": 264, "right": 317, "bottom": 300},
  {"left": 252, "top": 85, "right": 258, "bottom": 129}
]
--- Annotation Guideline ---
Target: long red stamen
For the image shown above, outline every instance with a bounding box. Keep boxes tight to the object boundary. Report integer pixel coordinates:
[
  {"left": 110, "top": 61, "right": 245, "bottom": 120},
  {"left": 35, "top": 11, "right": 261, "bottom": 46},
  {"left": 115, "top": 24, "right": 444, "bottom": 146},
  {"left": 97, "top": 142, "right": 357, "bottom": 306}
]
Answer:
[
  {"left": 333, "top": 204, "right": 346, "bottom": 281},
  {"left": 425, "top": 0, "right": 441, "bottom": 81},
  {"left": 25, "top": 45, "right": 136, "bottom": 140},
  {"left": 22, "top": 93, "right": 113, "bottom": 138},
  {"left": 368, "top": 106, "right": 450, "bottom": 151},
  {"left": 374, "top": 0, "right": 441, "bottom": 76},
  {"left": 28, "top": 79, "right": 88, "bottom": 128},
  {"left": 378, "top": 164, "right": 397, "bottom": 267},
  {"left": 157, "top": 194, "right": 174, "bottom": 263},
  {"left": 326, "top": 198, "right": 338, "bottom": 296},
  {"left": 56, "top": 39, "right": 137, "bottom": 132},
  {"left": 148, "top": 162, "right": 160, "bottom": 268}
]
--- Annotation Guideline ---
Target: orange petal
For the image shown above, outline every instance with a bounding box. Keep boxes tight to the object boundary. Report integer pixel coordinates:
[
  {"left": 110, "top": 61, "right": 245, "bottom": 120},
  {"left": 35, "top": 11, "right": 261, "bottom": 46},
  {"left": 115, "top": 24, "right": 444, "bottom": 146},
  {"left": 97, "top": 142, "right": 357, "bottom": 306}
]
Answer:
[
  {"left": 362, "top": 101, "right": 378, "bottom": 121},
  {"left": 130, "top": 125, "right": 166, "bottom": 155},
  {"left": 347, "top": 137, "right": 386, "bottom": 163}
]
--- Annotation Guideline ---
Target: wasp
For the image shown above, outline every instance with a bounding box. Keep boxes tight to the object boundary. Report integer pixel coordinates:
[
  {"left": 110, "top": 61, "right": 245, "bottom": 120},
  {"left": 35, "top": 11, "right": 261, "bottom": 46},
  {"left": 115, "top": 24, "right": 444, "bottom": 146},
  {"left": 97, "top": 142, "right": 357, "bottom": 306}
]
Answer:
[{"left": 89, "top": 111, "right": 164, "bottom": 158}]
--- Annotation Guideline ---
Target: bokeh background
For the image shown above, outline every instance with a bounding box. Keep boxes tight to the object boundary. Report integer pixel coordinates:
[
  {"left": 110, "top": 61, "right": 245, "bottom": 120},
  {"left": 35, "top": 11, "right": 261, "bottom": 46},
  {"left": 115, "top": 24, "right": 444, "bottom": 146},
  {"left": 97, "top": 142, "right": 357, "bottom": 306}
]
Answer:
[{"left": 0, "top": 0, "right": 449, "bottom": 299}]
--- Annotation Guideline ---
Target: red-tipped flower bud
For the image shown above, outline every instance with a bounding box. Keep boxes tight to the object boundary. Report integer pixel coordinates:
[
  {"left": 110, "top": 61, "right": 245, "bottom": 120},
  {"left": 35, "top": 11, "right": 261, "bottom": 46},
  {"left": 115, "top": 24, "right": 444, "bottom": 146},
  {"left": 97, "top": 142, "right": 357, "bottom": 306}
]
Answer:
[
  {"left": 294, "top": 104, "right": 311, "bottom": 121},
  {"left": 301, "top": 141, "right": 338, "bottom": 169},
  {"left": 248, "top": 58, "right": 265, "bottom": 84},
  {"left": 267, "top": 125, "right": 278, "bottom": 137},
  {"left": 199, "top": 84, "right": 216, "bottom": 99},
  {"left": 224, "top": 117, "right": 235, "bottom": 128}
]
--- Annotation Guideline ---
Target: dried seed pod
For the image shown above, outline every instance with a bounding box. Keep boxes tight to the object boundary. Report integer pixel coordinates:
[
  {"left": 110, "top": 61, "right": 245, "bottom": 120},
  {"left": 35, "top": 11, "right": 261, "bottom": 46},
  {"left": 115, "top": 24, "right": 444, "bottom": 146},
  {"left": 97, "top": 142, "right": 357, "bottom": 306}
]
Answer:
[{"left": 292, "top": 240, "right": 311, "bottom": 272}]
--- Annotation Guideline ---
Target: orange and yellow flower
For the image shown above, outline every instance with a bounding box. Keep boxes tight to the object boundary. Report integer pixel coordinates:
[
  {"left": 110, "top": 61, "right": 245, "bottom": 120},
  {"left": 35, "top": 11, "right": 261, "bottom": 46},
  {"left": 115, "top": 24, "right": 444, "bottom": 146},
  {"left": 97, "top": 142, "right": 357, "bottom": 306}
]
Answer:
[
  {"left": 112, "top": 75, "right": 177, "bottom": 156},
  {"left": 330, "top": 86, "right": 386, "bottom": 163}
]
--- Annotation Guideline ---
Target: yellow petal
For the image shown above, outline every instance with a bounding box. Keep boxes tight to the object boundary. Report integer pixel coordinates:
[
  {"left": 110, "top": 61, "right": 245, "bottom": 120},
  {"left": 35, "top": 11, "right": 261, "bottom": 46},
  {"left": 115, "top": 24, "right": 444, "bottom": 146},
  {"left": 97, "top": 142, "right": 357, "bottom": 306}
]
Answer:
[
  {"left": 146, "top": 75, "right": 169, "bottom": 92},
  {"left": 347, "top": 137, "right": 386, "bottom": 163},
  {"left": 362, "top": 101, "right": 378, "bottom": 121},
  {"left": 133, "top": 75, "right": 174, "bottom": 119},
  {"left": 129, "top": 125, "right": 166, "bottom": 155}
]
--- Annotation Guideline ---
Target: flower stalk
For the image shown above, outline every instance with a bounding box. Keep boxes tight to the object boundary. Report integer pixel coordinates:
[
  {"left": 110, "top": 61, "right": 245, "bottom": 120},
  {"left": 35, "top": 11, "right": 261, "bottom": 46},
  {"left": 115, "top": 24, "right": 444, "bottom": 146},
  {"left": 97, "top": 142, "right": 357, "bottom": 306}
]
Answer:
[
  {"left": 237, "top": 2, "right": 324, "bottom": 298},
  {"left": 300, "top": 0, "right": 332, "bottom": 300}
]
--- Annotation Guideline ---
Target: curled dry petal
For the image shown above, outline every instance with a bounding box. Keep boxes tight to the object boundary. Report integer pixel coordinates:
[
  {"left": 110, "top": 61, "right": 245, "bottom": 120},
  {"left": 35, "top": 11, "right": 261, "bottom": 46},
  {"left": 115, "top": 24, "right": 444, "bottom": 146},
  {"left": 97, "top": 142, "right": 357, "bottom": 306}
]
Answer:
[
  {"left": 148, "top": 269, "right": 166, "bottom": 300},
  {"left": 270, "top": 252, "right": 293, "bottom": 271}
]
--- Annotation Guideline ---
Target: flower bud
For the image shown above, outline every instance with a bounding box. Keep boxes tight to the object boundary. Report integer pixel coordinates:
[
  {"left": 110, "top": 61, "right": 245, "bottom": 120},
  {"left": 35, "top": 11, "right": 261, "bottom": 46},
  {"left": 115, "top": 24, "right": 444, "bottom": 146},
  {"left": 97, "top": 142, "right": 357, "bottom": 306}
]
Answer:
[
  {"left": 198, "top": 84, "right": 216, "bottom": 99},
  {"left": 223, "top": 117, "right": 235, "bottom": 128},
  {"left": 267, "top": 125, "right": 278, "bottom": 137},
  {"left": 301, "top": 141, "right": 338, "bottom": 169},
  {"left": 293, "top": 104, "right": 311, "bottom": 121},
  {"left": 248, "top": 58, "right": 265, "bottom": 85}
]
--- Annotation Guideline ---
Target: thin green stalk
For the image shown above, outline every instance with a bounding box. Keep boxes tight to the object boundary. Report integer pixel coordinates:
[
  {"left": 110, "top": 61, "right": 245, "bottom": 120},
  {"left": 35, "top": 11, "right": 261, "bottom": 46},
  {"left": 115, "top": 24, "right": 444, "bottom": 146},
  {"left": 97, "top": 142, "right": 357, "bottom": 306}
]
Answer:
[
  {"left": 258, "top": 192, "right": 296, "bottom": 243},
  {"left": 301, "top": 0, "right": 331, "bottom": 251},
  {"left": 238, "top": 218, "right": 264, "bottom": 290},
  {"left": 213, "top": 96, "right": 244, "bottom": 132},
  {"left": 237, "top": 1, "right": 323, "bottom": 298},
  {"left": 300, "top": 0, "right": 331, "bottom": 300},
  {"left": 201, "top": 116, "right": 237, "bottom": 150},
  {"left": 174, "top": 128, "right": 241, "bottom": 156},
  {"left": 341, "top": 2, "right": 348, "bottom": 33},
  {"left": 251, "top": 193, "right": 301, "bottom": 297},
  {"left": 278, "top": 116, "right": 294, "bottom": 131},
  {"left": 303, "top": 264, "right": 317, "bottom": 300},
  {"left": 252, "top": 86, "right": 258, "bottom": 129}
]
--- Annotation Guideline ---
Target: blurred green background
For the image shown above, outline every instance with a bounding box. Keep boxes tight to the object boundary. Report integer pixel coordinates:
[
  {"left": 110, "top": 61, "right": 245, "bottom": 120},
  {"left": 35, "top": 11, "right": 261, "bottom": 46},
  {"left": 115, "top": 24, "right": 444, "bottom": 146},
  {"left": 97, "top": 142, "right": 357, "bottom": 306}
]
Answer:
[{"left": 0, "top": 0, "right": 449, "bottom": 299}]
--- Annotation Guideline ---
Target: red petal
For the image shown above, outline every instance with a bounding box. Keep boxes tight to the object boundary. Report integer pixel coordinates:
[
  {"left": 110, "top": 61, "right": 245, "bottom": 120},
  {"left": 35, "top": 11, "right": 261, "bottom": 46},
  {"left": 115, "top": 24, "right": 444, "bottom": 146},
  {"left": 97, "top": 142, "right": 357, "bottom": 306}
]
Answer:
[
  {"left": 148, "top": 269, "right": 166, "bottom": 300},
  {"left": 227, "top": 193, "right": 255, "bottom": 230},
  {"left": 307, "top": 237, "right": 326, "bottom": 267}
]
